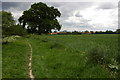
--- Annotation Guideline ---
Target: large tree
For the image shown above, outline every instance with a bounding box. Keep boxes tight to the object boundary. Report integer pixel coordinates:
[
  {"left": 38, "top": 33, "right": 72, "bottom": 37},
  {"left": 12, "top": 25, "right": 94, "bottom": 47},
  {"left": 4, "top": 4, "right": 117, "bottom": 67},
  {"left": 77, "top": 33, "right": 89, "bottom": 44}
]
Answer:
[{"left": 19, "top": 2, "right": 61, "bottom": 34}]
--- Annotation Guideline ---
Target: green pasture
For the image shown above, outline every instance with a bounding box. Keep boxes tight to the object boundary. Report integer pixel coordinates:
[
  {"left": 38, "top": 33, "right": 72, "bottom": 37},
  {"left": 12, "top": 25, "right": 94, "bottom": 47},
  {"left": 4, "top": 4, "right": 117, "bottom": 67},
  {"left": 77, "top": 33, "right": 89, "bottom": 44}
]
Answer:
[{"left": 2, "top": 34, "right": 119, "bottom": 78}]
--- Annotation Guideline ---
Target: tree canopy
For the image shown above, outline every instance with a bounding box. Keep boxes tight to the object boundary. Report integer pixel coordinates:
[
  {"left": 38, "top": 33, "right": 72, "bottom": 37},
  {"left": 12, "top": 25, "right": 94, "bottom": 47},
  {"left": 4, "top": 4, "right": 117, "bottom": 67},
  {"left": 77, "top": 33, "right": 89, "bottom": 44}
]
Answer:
[
  {"left": 19, "top": 2, "right": 61, "bottom": 34},
  {"left": 116, "top": 29, "right": 120, "bottom": 34},
  {"left": 2, "top": 11, "right": 15, "bottom": 37},
  {"left": 2, "top": 11, "right": 15, "bottom": 28},
  {"left": 1, "top": 11, "right": 27, "bottom": 37}
]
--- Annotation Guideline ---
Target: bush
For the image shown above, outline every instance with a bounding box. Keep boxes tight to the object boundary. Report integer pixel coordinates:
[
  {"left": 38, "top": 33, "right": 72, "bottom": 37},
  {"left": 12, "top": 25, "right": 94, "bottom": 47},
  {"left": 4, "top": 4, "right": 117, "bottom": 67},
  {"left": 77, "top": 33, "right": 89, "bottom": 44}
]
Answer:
[
  {"left": 10, "top": 25, "right": 27, "bottom": 36},
  {"left": 116, "top": 52, "right": 120, "bottom": 64},
  {"left": 116, "top": 53, "right": 120, "bottom": 77},
  {"left": 2, "top": 36, "right": 20, "bottom": 44},
  {"left": 3, "top": 25, "right": 27, "bottom": 37},
  {"left": 41, "top": 38, "right": 49, "bottom": 42},
  {"left": 49, "top": 42, "right": 64, "bottom": 49},
  {"left": 87, "top": 45, "right": 110, "bottom": 65}
]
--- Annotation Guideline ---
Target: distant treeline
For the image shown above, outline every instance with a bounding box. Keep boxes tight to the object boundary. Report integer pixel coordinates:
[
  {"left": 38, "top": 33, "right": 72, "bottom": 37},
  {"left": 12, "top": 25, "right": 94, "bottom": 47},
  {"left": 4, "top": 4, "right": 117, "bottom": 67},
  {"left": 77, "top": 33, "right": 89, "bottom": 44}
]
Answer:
[
  {"left": 1, "top": 8, "right": 120, "bottom": 38},
  {"left": 51, "top": 29, "right": 120, "bottom": 35}
]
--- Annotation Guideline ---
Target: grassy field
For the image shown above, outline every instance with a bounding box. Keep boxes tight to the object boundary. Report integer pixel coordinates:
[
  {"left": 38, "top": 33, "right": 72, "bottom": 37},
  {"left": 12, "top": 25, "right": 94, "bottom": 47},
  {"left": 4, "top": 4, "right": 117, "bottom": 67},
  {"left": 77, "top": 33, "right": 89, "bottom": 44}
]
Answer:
[
  {"left": 2, "top": 37, "right": 29, "bottom": 78},
  {"left": 2, "top": 34, "right": 119, "bottom": 78}
]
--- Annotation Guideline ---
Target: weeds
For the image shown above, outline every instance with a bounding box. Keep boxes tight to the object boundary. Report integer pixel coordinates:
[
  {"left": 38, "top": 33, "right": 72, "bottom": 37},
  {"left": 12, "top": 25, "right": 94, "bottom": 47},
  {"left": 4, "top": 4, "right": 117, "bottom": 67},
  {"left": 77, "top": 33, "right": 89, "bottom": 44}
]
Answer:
[
  {"left": 87, "top": 45, "right": 110, "bottom": 65},
  {"left": 2, "top": 36, "right": 20, "bottom": 44},
  {"left": 41, "top": 38, "right": 49, "bottom": 43},
  {"left": 49, "top": 42, "right": 64, "bottom": 49}
]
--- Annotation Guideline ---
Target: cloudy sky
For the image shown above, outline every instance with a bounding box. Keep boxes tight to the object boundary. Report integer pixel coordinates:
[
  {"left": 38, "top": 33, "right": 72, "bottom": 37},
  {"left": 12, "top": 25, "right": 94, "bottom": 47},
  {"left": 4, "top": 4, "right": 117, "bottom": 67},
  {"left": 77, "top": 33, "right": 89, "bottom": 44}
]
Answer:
[{"left": 2, "top": 1, "right": 119, "bottom": 31}]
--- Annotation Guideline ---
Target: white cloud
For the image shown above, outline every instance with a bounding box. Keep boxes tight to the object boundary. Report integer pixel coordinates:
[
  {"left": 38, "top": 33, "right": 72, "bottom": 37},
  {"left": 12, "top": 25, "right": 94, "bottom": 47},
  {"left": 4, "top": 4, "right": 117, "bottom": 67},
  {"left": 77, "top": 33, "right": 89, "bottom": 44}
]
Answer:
[
  {"left": 2, "top": 0, "right": 119, "bottom": 2},
  {"left": 2, "top": 2, "right": 118, "bottom": 31},
  {"left": 80, "top": 5, "right": 118, "bottom": 30},
  {"left": 58, "top": 2, "right": 118, "bottom": 31}
]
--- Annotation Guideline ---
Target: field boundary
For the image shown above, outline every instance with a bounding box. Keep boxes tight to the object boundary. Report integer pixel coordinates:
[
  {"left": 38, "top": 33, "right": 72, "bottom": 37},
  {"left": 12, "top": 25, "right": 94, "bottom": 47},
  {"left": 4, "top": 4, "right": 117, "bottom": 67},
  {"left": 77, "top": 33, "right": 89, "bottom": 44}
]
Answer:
[{"left": 27, "top": 41, "right": 35, "bottom": 80}]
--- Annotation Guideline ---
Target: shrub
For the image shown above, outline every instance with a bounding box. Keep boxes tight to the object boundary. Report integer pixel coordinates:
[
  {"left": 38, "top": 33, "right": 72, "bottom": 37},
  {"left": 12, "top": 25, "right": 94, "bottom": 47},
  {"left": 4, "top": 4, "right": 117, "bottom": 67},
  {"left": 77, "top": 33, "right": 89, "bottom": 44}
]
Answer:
[
  {"left": 41, "top": 38, "right": 49, "bottom": 42},
  {"left": 87, "top": 45, "right": 110, "bottom": 65},
  {"left": 116, "top": 53, "right": 120, "bottom": 64},
  {"left": 2, "top": 36, "right": 20, "bottom": 44},
  {"left": 10, "top": 25, "right": 27, "bottom": 36},
  {"left": 116, "top": 53, "right": 120, "bottom": 77},
  {"left": 3, "top": 25, "right": 27, "bottom": 37},
  {"left": 49, "top": 42, "right": 64, "bottom": 49}
]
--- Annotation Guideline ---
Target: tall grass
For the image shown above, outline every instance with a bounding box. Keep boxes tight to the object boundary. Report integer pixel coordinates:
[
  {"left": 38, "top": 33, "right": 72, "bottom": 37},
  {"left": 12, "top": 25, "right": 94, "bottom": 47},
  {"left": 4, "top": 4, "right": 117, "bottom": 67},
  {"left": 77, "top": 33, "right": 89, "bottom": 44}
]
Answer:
[
  {"left": 2, "top": 38, "right": 29, "bottom": 78},
  {"left": 28, "top": 34, "right": 119, "bottom": 78},
  {"left": 2, "top": 34, "right": 119, "bottom": 78}
]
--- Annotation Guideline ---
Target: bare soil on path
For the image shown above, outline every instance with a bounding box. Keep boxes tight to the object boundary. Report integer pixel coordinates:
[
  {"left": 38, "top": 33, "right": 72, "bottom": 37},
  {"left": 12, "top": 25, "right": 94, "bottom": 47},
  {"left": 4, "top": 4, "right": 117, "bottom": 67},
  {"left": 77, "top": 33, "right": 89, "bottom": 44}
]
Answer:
[{"left": 27, "top": 41, "right": 35, "bottom": 80}]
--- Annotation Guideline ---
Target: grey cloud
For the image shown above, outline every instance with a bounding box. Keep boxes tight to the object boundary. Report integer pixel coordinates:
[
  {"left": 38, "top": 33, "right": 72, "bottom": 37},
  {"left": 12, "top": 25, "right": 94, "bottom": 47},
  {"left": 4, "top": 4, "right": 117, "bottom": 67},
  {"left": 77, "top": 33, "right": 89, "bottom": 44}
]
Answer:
[
  {"left": 2, "top": 2, "right": 94, "bottom": 20},
  {"left": 2, "top": 2, "right": 118, "bottom": 31},
  {"left": 61, "top": 17, "right": 93, "bottom": 30},
  {"left": 75, "top": 12, "right": 82, "bottom": 17},
  {"left": 61, "top": 22, "right": 94, "bottom": 31},
  {"left": 46, "top": 2, "right": 65, "bottom": 7},
  {"left": 0, "top": 2, "right": 2, "bottom": 11},
  {"left": 96, "top": 2, "right": 117, "bottom": 9},
  {"left": 56, "top": 2, "right": 94, "bottom": 26},
  {"left": 118, "top": 2, "right": 120, "bottom": 29},
  {"left": 46, "top": 2, "right": 94, "bottom": 18},
  {"left": 2, "top": 2, "right": 19, "bottom": 10},
  {"left": 2, "top": 2, "right": 31, "bottom": 11},
  {"left": 2, "top": 2, "right": 32, "bottom": 23}
]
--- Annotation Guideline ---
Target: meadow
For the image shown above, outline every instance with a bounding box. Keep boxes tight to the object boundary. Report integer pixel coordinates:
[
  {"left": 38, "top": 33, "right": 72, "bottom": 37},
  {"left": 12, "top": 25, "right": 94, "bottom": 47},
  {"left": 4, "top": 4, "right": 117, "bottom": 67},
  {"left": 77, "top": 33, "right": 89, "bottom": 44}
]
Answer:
[
  {"left": 2, "top": 34, "right": 120, "bottom": 78},
  {"left": 2, "top": 37, "right": 29, "bottom": 78}
]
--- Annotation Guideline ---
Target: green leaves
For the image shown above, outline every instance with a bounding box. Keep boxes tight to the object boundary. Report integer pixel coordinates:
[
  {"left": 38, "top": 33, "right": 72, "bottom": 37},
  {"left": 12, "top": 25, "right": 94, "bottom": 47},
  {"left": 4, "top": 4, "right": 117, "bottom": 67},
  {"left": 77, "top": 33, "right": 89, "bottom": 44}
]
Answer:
[
  {"left": 116, "top": 29, "right": 120, "bottom": 34},
  {"left": 19, "top": 2, "right": 61, "bottom": 34},
  {"left": 2, "top": 11, "right": 15, "bottom": 28},
  {"left": 1, "top": 11, "right": 15, "bottom": 37}
]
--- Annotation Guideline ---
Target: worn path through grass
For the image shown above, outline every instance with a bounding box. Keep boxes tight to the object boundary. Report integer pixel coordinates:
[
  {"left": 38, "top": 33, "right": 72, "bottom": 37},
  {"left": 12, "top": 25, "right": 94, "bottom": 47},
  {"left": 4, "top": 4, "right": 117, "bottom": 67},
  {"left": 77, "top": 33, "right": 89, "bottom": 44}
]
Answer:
[{"left": 26, "top": 40, "right": 35, "bottom": 80}]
